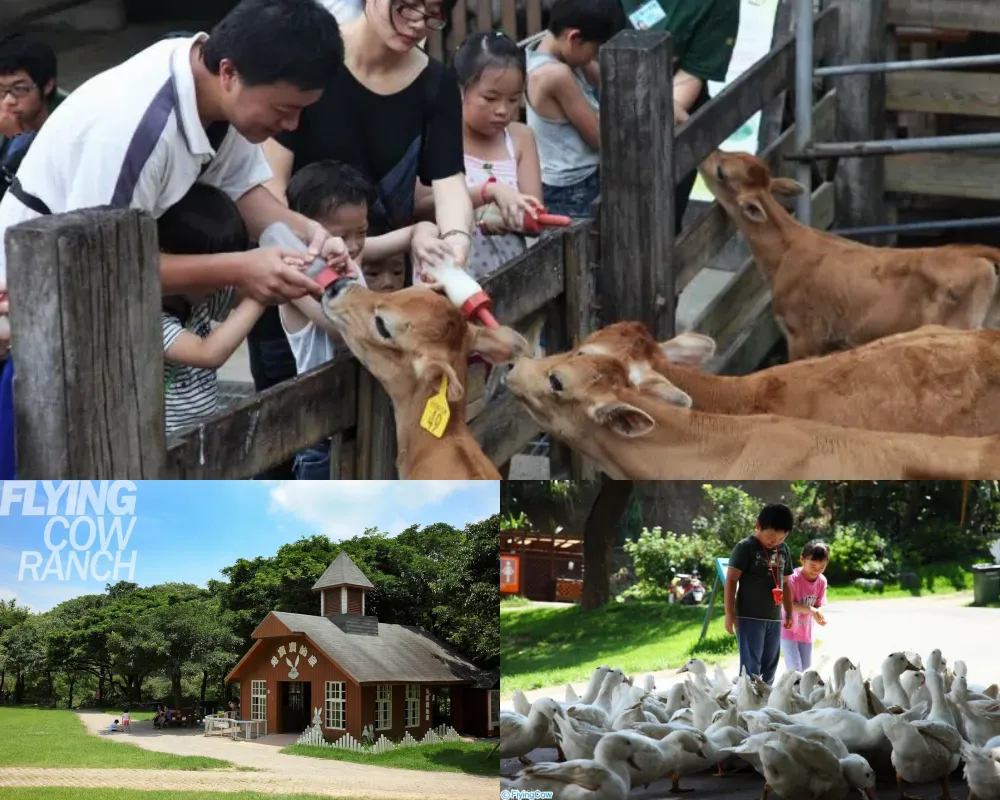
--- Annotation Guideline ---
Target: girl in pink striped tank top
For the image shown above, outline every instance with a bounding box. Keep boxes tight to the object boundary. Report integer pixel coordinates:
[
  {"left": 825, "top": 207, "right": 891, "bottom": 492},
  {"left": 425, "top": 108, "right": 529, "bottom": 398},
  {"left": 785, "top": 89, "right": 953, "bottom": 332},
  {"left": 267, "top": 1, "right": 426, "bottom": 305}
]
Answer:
[{"left": 454, "top": 32, "right": 544, "bottom": 279}]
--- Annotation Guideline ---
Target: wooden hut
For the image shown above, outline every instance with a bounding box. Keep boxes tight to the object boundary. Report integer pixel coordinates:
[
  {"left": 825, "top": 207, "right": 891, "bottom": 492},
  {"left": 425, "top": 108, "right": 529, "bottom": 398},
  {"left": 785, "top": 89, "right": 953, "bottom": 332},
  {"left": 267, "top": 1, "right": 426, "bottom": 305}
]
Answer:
[{"left": 226, "top": 552, "right": 496, "bottom": 739}]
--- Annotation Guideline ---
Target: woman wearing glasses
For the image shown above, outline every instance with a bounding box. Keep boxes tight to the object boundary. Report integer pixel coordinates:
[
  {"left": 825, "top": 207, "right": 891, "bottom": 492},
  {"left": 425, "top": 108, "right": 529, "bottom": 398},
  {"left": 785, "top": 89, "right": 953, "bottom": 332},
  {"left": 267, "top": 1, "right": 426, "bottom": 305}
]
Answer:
[{"left": 262, "top": 0, "right": 472, "bottom": 273}]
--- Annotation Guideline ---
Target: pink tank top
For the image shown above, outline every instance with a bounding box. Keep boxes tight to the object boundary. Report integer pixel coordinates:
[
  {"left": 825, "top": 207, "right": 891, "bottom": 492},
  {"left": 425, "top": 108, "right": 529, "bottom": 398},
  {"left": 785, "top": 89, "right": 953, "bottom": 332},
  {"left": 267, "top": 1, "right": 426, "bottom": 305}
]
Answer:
[{"left": 464, "top": 129, "right": 519, "bottom": 190}]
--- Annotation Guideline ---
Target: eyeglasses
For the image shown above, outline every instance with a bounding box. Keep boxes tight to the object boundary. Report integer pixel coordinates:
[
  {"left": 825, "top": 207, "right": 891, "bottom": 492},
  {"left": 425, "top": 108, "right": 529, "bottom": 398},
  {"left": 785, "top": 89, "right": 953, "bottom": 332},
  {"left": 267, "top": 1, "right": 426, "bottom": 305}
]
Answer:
[
  {"left": 395, "top": 1, "right": 448, "bottom": 31},
  {"left": 0, "top": 82, "right": 35, "bottom": 100}
]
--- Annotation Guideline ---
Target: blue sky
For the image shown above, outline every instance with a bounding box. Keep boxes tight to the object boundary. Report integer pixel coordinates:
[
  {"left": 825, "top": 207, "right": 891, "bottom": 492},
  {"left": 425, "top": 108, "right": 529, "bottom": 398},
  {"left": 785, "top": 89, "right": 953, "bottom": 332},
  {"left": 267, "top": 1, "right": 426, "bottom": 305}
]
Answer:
[{"left": 0, "top": 480, "right": 498, "bottom": 612}]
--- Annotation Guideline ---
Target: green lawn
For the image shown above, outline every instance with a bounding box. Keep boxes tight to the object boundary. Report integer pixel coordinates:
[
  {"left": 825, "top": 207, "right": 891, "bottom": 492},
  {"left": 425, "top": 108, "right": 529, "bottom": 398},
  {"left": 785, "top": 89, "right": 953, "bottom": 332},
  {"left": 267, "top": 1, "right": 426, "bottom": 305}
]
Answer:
[
  {"left": 281, "top": 741, "right": 499, "bottom": 776},
  {"left": 0, "top": 708, "right": 235, "bottom": 770},
  {"left": 825, "top": 562, "right": 973, "bottom": 601},
  {"left": 500, "top": 595, "right": 531, "bottom": 608},
  {"left": 0, "top": 792, "right": 351, "bottom": 800},
  {"left": 501, "top": 600, "right": 735, "bottom": 695},
  {"left": 91, "top": 708, "right": 156, "bottom": 721}
]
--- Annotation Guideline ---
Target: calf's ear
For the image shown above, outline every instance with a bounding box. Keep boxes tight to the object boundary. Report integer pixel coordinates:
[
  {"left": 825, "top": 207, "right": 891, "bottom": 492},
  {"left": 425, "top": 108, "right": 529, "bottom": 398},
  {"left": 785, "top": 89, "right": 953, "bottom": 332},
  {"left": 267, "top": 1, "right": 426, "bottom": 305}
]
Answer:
[
  {"left": 415, "top": 357, "right": 465, "bottom": 402},
  {"left": 738, "top": 198, "right": 768, "bottom": 224},
  {"left": 770, "top": 178, "right": 807, "bottom": 197},
  {"left": 660, "top": 332, "right": 717, "bottom": 367},
  {"left": 469, "top": 324, "right": 531, "bottom": 364},
  {"left": 587, "top": 402, "right": 655, "bottom": 438}
]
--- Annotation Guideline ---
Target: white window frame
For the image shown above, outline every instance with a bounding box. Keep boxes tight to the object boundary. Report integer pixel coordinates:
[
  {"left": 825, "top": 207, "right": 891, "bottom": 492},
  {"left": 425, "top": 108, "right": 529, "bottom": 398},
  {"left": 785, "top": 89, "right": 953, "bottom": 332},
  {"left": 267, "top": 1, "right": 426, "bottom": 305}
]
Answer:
[
  {"left": 251, "top": 680, "right": 267, "bottom": 722},
  {"left": 325, "top": 681, "right": 346, "bottom": 730},
  {"left": 405, "top": 685, "right": 420, "bottom": 728},
  {"left": 375, "top": 684, "right": 392, "bottom": 730},
  {"left": 341, "top": 587, "right": 347, "bottom": 614},
  {"left": 489, "top": 690, "right": 500, "bottom": 729}
]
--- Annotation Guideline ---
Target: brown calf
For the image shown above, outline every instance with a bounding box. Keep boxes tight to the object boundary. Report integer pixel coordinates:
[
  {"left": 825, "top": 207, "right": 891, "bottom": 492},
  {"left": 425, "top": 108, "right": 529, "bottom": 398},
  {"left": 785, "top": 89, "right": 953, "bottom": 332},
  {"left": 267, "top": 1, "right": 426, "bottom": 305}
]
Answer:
[
  {"left": 322, "top": 279, "right": 528, "bottom": 479},
  {"left": 699, "top": 150, "right": 999, "bottom": 361},
  {"left": 505, "top": 349, "right": 1000, "bottom": 479},
  {"left": 579, "top": 321, "right": 1000, "bottom": 437}
]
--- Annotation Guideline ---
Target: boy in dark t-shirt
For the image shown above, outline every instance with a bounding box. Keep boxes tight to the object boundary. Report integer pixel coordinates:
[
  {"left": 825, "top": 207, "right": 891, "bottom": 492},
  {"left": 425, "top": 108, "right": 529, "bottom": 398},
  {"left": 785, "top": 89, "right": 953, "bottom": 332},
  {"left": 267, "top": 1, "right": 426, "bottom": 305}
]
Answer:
[{"left": 724, "top": 503, "right": 795, "bottom": 685}]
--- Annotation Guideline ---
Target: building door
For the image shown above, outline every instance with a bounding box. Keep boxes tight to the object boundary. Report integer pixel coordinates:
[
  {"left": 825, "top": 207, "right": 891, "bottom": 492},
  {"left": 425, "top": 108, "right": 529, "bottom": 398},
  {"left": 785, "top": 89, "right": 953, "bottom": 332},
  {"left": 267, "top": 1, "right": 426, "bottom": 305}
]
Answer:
[
  {"left": 431, "top": 686, "right": 452, "bottom": 727},
  {"left": 279, "top": 682, "right": 311, "bottom": 733}
]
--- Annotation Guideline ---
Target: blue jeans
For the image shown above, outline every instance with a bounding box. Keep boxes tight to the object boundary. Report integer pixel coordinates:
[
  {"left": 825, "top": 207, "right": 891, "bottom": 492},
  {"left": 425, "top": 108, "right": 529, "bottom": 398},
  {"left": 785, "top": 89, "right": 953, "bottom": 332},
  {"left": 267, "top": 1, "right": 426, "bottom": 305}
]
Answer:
[
  {"left": 294, "top": 440, "right": 331, "bottom": 480},
  {"left": 736, "top": 618, "right": 782, "bottom": 684},
  {"left": 0, "top": 357, "right": 14, "bottom": 479},
  {"left": 542, "top": 169, "right": 600, "bottom": 219},
  {"left": 781, "top": 639, "right": 814, "bottom": 671}
]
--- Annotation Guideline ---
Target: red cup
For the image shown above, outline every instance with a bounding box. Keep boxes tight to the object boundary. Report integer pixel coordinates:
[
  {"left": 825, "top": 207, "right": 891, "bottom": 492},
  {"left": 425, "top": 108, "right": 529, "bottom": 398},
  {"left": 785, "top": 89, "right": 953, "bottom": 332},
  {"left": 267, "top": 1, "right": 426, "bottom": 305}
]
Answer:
[{"left": 772, "top": 588, "right": 783, "bottom": 605}]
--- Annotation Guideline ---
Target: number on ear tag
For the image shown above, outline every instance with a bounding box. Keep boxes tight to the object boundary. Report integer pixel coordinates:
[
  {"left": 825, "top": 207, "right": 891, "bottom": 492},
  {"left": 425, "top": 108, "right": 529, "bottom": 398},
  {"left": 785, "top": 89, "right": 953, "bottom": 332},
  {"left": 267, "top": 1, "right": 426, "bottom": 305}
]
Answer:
[{"left": 420, "top": 375, "right": 451, "bottom": 438}]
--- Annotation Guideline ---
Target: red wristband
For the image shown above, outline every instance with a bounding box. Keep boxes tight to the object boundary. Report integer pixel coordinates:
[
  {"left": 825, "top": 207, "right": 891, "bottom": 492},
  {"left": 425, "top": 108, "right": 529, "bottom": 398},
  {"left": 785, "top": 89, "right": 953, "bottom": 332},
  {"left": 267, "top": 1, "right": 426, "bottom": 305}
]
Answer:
[{"left": 480, "top": 176, "right": 497, "bottom": 206}]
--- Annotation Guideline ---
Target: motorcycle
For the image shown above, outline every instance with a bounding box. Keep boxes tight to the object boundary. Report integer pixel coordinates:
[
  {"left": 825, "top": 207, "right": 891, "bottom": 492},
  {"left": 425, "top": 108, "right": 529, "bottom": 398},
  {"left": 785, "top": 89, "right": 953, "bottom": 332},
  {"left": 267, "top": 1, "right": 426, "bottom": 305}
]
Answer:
[{"left": 668, "top": 571, "right": 705, "bottom": 605}]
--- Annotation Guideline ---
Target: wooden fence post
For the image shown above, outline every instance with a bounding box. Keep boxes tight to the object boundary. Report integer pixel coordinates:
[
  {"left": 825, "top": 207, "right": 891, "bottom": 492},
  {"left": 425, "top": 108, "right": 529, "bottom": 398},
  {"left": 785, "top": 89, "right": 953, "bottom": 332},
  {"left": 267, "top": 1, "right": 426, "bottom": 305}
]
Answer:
[
  {"left": 599, "top": 30, "right": 675, "bottom": 339},
  {"left": 824, "top": 0, "right": 888, "bottom": 240},
  {"left": 5, "top": 207, "right": 166, "bottom": 478},
  {"left": 354, "top": 371, "right": 397, "bottom": 479}
]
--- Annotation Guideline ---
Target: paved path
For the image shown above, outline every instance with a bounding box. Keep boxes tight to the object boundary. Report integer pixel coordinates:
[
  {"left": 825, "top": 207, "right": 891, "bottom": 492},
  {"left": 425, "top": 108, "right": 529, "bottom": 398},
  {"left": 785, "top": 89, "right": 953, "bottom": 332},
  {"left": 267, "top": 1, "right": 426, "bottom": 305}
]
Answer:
[
  {"left": 503, "top": 593, "right": 1000, "bottom": 799},
  {"left": 0, "top": 712, "right": 497, "bottom": 800}
]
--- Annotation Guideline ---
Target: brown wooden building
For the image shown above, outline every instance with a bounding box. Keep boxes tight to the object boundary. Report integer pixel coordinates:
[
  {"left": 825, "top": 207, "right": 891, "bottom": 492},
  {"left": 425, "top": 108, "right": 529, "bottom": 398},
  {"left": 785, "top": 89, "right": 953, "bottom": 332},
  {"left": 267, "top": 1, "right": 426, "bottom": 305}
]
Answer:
[
  {"left": 226, "top": 552, "right": 498, "bottom": 740},
  {"left": 501, "top": 531, "right": 583, "bottom": 601}
]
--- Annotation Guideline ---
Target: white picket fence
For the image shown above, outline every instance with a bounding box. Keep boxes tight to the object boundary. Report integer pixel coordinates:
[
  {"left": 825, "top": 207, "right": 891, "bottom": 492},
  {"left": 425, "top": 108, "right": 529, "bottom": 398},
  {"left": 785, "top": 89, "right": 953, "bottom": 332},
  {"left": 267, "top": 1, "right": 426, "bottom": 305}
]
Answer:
[{"left": 296, "top": 708, "right": 461, "bottom": 753}]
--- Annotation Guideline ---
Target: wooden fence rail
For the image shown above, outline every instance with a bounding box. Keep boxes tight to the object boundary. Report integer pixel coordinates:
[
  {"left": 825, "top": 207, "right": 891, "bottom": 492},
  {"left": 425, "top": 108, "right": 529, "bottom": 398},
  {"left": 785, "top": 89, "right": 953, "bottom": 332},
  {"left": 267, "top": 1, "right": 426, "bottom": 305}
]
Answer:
[{"left": 7, "top": 8, "right": 843, "bottom": 479}]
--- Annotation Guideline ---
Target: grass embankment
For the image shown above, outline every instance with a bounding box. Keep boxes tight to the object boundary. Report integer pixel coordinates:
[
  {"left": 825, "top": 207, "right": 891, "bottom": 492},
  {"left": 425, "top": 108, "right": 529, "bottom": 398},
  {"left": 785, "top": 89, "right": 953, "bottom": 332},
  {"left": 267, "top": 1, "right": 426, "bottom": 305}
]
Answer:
[
  {"left": 501, "top": 600, "right": 735, "bottom": 694},
  {"left": 281, "top": 741, "right": 499, "bottom": 776},
  {"left": 0, "top": 708, "right": 234, "bottom": 770},
  {"left": 825, "top": 561, "right": 972, "bottom": 601}
]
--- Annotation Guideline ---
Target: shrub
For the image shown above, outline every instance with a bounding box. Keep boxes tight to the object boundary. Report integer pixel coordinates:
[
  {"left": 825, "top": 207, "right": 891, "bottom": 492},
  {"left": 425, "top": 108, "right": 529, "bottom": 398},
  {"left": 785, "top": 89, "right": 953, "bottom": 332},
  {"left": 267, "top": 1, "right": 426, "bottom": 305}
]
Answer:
[
  {"left": 622, "top": 526, "right": 714, "bottom": 599},
  {"left": 788, "top": 523, "right": 897, "bottom": 583},
  {"left": 690, "top": 485, "right": 761, "bottom": 553}
]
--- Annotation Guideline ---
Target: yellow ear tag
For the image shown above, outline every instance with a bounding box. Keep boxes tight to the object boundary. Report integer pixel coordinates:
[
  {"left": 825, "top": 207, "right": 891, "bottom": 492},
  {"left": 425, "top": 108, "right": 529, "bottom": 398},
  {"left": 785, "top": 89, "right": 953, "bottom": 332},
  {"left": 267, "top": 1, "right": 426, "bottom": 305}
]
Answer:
[{"left": 420, "top": 375, "right": 451, "bottom": 438}]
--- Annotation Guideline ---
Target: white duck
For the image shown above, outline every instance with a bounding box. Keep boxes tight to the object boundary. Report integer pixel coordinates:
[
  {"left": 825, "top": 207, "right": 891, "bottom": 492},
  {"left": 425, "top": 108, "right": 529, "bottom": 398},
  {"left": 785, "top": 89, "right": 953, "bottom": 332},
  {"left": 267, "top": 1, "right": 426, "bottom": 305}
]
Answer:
[
  {"left": 842, "top": 667, "right": 887, "bottom": 718},
  {"left": 790, "top": 704, "right": 928, "bottom": 754},
  {"left": 735, "top": 669, "right": 769, "bottom": 712},
  {"left": 686, "top": 679, "right": 726, "bottom": 730},
  {"left": 767, "top": 670, "right": 811, "bottom": 714},
  {"left": 925, "top": 667, "right": 960, "bottom": 729},
  {"left": 878, "top": 710, "right": 963, "bottom": 800},
  {"left": 566, "top": 684, "right": 580, "bottom": 703},
  {"left": 802, "top": 670, "right": 827, "bottom": 705},
  {"left": 650, "top": 682, "right": 690, "bottom": 719},
  {"left": 725, "top": 730, "right": 878, "bottom": 800},
  {"left": 513, "top": 688, "right": 531, "bottom": 715},
  {"left": 580, "top": 666, "right": 611, "bottom": 705},
  {"left": 617, "top": 728, "right": 705, "bottom": 789},
  {"left": 829, "top": 656, "right": 857, "bottom": 695},
  {"left": 642, "top": 673, "right": 656, "bottom": 692},
  {"left": 502, "top": 731, "right": 662, "bottom": 800},
  {"left": 501, "top": 698, "right": 563, "bottom": 762},
  {"left": 961, "top": 740, "right": 1000, "bottom": 800},
  {"left": 901, "top": 670, "right": 929, "bottom": 710},
  {"left": 880, "top": 652, "right": 921, "bottom": 709},
  {"left": 676, "top": 658, "right": 714, "bottom": 694},
  {"left": 953, "top": 660, "right": 1000, "bottom": 701},
  {"left": 952, "top": 676, "right": 1000, "bottom": 746},
  {"left": 568, "top": 670, "right": 625, "bottom": 728},
  {"left": 553, "top": 712, "right": 606, "bottom": 762}
]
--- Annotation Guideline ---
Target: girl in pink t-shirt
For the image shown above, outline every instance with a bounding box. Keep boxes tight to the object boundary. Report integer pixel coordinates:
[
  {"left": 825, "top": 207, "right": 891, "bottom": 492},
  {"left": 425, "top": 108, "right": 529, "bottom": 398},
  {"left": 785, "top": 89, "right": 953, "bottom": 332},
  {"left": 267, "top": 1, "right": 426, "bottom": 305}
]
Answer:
[{"left": 781, "top": 540, "right": 830, "bottom": 670}]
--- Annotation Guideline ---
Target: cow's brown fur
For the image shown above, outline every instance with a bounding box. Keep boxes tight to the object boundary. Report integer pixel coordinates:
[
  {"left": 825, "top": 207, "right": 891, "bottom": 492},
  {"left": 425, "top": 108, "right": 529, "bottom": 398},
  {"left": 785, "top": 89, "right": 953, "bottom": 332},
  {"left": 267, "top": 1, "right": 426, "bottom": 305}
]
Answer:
[
  {"left": 505, "top": 348, "right": 1000, "bottom": 479},
  {"left": 579, "top": 321, "right": 1000, "bottom": 436},
  {"left": 699, "top": 150, "right": 1000, "bottom": 360},
  {"left": 322, "top": 282, "right": 528, "bottom": 479}
]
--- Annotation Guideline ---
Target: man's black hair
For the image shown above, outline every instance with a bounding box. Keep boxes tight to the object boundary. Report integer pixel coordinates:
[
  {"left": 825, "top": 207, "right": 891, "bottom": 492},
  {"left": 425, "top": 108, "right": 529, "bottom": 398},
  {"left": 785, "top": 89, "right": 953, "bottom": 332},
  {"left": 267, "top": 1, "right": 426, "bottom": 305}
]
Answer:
[
  {"left": 0, "top": 34, "right": 57, "bottom": 97},
  {"left": 202, "top": 0, "right": 343, "bottom": 91},
  {"left": 757, "top": 503, "right": 794, "bottom": 533},
  {"left": 801, "top": 539, "right": 831, "bottom": 562},
  {"left": 547, "top": 0, "right": 626, "bottom": 44},
  {"left": 286, "top": 160, "right": 374, "bottom": 220}
]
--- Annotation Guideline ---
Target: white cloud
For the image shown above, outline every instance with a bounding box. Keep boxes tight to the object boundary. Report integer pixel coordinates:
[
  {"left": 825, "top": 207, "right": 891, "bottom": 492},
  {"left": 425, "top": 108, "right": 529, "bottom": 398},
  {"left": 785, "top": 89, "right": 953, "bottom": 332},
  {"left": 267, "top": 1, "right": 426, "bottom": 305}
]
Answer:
[{"left": 267, "top": 481, "right": 491, "bottom": 541}]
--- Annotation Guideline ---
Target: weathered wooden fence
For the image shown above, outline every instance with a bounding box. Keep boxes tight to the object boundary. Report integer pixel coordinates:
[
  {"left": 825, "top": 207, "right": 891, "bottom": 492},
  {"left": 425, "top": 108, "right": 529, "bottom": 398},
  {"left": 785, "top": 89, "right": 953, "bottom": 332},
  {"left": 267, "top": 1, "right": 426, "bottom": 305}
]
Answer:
[{"left": 6, "top": 5, "right": 843, "bottom": 479}]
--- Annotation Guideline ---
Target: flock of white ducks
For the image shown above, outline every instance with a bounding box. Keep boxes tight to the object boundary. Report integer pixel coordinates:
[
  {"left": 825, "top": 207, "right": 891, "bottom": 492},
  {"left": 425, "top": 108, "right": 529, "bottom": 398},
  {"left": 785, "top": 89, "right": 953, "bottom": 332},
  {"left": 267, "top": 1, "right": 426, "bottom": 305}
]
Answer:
[{"left": 500, "top": 651, "right": 1000, "bottom": 800}]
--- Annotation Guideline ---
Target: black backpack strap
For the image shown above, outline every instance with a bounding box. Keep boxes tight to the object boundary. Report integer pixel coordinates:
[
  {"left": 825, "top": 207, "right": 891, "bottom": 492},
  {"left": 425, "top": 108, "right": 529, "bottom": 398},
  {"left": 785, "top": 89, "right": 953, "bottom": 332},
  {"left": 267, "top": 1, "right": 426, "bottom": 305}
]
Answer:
[{"left": 9, "top": 176, "right": 52, "bottom": 216}]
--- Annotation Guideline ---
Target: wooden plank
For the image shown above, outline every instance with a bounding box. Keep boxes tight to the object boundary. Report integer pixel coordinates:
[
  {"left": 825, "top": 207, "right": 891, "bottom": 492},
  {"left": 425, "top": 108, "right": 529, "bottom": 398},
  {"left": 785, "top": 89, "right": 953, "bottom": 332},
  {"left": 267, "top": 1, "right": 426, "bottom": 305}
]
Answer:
[
  {"left": 673, "top": 7, "right": 840, "bottom": 182},
  {"left": 0, "top": 0, "right": 89, "bottom": 30},
  {"left": 500, "top": 0, "right": 517, "bottom": 39},
  {"left": 674, "top": 89, "right": 838, "bottom": 293},
  {"left": 885, "top": 152, "right": 1000, "bottom": 201},
  {"left": 450, "top": 0, "right": 468, "bottom": 52},
  {"left": 562, "top": 221, "right": 597, "bottom": 347},
  {"left": 354, "top": 370, "right": 397, "bottom": 480},
  {"left": 475, "top": 0, "right": 492, "bottom": 31},
  {"left": 165, "top": 357, "right": 357, "bottom": 480},
  {"left": 7, "top": 207, "right": 165, "bottom": 479},
  {"left": 824, "top": 0, "right": 888, "bottom": 240},
  {"left": 483, "top": 227, "right": 565, "bottom": 324},
  {"left": 525, "top": 0, "right": 543, "bottom": 40},
  {"left": 888, "top": 0, "right": 1000, "bottom": 34},
  {"left": 599, "top": 30, "right": 675, "bottom": 339},
  {"left": 692, "top": 182, "right": 835, "bottom": 341},
  {"left": 710, "top": 293, "right": 784, "bottom": 376},
  {"left": 887, "top": 70, "right": 1000, "bottom": 118},
  {"left": 470, "top": 389, "right": 539, "bottom": 468}
]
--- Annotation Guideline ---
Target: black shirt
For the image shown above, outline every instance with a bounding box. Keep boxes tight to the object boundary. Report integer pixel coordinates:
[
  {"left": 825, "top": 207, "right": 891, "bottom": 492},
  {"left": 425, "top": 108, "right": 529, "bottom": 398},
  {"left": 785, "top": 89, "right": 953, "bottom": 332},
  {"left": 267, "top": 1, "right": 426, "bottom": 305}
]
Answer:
[
  {"left": 729, "top": 535, "right": 793, "bottom": 621},
  {"left": 276, "top": 57, "right": 464, "bottom": 235}
]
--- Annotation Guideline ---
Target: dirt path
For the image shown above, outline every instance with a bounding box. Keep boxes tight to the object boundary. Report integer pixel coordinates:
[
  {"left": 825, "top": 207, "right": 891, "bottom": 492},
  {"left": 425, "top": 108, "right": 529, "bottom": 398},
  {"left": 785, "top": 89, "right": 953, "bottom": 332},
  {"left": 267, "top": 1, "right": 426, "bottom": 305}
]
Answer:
[{"left": 0, "top": 712, "right": 497, "bottom": 800}]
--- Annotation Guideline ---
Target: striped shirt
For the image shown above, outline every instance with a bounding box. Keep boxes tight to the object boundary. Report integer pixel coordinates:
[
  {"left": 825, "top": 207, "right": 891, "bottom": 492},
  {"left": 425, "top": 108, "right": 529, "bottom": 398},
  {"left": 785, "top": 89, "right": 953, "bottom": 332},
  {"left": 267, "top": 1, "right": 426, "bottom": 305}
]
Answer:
[
  {"left": 0, "top": 33, "right": 272, "bottom": 283},
  {"left": 162, "top": 288, "right": 235, "bottom": 434}
]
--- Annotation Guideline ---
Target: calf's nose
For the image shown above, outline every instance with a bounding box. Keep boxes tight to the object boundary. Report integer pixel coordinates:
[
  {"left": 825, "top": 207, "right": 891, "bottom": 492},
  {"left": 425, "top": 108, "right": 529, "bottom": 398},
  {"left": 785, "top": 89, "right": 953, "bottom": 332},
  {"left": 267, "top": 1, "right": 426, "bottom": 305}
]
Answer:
[{"left": 325, "top": 277, "right": 353, "bottom": 301}]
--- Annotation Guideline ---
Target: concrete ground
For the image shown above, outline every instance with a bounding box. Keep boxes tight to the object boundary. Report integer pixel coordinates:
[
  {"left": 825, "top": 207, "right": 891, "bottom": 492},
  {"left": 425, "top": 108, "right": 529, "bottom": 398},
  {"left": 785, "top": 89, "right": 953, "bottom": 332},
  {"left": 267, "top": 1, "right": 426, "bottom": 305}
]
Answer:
[
  {"left": 0, "top": 711, "right": 498, "bottom": 799},
  {"left": 502, "top": 592, "right": 1000, "bottom": 799}
]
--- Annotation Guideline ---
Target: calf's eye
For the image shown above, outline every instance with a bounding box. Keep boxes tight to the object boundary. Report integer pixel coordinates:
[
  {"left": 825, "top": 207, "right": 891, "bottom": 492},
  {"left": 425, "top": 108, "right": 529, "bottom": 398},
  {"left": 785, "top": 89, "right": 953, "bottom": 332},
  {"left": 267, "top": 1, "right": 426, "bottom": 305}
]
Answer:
[
  {"left": 375, "top": 316, "right": 391, "bottom": 339},
  {"left": 548, "top": 373, "right": 563, "bottom": 392}
]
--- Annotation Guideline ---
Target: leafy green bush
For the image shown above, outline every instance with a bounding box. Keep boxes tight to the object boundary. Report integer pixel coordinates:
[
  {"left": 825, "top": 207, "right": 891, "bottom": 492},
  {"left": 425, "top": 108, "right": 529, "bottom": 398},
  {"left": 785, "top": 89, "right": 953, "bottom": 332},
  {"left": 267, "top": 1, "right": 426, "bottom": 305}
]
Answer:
[
  {"left": 691, "top": 485, "right": 761, "bottom": 552},
  {"left": 786, "top": 523, "right": 897, "bottom": 583},
  {"left": 622, "top": 526, "right": 714, "bottom": 599}
]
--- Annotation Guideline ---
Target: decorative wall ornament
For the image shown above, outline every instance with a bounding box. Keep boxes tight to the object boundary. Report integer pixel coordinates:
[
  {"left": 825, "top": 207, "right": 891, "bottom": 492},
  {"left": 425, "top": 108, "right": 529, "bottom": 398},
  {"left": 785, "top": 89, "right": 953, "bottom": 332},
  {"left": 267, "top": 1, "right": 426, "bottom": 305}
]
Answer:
[{"left": 269, "top": 641, "right": 311, "bottom": 679}]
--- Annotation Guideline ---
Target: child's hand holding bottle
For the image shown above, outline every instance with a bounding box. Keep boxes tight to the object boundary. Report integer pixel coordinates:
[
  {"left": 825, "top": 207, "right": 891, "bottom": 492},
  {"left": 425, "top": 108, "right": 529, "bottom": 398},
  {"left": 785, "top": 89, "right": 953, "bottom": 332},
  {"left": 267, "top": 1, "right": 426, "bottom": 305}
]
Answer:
[{"left": 481, "top": 181, "right": 544, "bottom": 233}]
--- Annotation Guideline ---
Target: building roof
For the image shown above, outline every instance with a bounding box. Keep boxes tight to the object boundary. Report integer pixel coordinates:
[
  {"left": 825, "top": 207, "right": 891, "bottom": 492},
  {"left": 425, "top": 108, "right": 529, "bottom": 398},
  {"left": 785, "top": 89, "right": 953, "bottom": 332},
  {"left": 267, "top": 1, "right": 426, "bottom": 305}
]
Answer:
[
  {"left": 312, "top": 552, "right": 375, "bottom": 592},
  {"left": 266, "top": 611, "right": 483, "bottom": 684}
]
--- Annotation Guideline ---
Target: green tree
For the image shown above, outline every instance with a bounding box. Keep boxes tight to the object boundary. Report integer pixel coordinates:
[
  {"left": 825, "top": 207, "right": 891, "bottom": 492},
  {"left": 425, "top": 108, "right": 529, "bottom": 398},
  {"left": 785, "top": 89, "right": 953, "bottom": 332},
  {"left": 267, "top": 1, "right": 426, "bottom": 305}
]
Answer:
[{"left": 0, "top": 599, "right": 29, "bottom": 701}]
